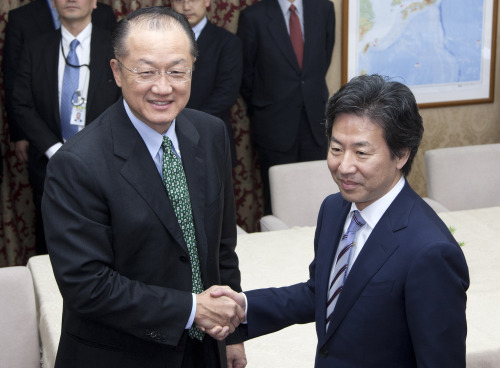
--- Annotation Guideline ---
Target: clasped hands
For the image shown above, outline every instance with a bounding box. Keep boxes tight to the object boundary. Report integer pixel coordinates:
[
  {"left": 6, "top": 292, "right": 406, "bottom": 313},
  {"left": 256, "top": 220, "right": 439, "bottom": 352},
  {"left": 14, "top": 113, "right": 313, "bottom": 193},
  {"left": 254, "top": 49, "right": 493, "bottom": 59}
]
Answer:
[{"left": 194, "top": 286, "right": 246, "bottom": 340}]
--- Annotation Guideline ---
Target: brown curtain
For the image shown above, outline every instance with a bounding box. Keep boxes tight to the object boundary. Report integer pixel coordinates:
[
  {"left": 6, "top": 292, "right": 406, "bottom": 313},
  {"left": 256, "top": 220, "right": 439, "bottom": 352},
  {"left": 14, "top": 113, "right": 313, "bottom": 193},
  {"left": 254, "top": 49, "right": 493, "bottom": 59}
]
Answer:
[{"left": 0, "top": 0, "right": 262, "bottom": 267}]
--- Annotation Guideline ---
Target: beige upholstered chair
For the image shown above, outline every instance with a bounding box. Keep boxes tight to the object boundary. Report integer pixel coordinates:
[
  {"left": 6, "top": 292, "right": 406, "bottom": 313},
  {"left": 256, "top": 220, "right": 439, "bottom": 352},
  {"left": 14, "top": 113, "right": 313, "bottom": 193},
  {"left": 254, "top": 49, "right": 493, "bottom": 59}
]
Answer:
[
  {"left": 236, "top": 225, "right": 247, "bottom": 234},
  {"left": 0, "top": 266, "right": 40, "bottom": 368},
  {"left": 425, "top": 143, "right": 500, "bottom": 211},
  {"left": 260, "top": 160, "right": 340, "bottom": 231}
]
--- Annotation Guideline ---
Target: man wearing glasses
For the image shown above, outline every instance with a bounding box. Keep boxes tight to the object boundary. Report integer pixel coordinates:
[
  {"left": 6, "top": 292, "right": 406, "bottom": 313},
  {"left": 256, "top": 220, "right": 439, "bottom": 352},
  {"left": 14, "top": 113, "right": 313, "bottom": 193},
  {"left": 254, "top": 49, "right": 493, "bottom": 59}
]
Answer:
[
  {"left": 171, "top": 0, "right": 242, "bottom": 168},
  {"left": 42, "top": 6, "right": 246, "bottom": 368},
  {"left": 11, "top": 0, "right": 121, "bottom": 254}
]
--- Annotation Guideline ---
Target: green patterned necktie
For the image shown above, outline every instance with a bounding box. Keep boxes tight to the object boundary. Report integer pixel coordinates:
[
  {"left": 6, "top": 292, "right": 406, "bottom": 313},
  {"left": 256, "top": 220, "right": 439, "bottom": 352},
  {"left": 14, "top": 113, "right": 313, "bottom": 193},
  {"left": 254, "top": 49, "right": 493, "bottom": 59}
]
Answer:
[{"left": 162, "top": 136, "right": 204, "bottom": 341}]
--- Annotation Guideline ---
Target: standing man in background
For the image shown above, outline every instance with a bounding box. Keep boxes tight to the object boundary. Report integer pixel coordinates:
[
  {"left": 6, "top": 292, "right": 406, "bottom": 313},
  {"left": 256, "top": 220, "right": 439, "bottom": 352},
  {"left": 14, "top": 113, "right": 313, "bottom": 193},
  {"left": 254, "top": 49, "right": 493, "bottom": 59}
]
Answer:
[
  {"left": 3, "top": 0, "right": 116, "bottom": 163},
  {"left": 237, "top": 0, "right": 335, "bottom": 213},
  {"left": 42, "top": 6, "right": 246, "bottom": 368},
  {"left": 171, "top": 0, "right": 242, "bottom": 168},
  {"left": 11, "top": 0, "right": 120, "bottom": 254}
]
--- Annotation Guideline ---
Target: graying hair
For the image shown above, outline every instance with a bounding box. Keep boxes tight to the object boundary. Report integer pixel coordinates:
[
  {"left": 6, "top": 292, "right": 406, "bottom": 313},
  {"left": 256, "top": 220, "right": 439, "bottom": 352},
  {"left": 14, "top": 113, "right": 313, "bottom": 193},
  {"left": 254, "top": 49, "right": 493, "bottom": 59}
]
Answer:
[{"left": 112, "top": 6, "right": 198, "bottom": 60}]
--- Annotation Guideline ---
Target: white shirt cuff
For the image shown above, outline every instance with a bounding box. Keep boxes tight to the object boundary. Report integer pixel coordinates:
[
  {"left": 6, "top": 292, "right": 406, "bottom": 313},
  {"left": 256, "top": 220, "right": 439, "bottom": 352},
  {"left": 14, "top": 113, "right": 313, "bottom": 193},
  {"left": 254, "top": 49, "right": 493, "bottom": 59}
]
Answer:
[
  {"left": 186, "top": 293, "right": 196, "bottom": 329},
  {"left": 45, "top": 142, "right": 63, "bottom": 159},
  {"left": 242, "top": 292, "right": 248, "bottom": 324}
]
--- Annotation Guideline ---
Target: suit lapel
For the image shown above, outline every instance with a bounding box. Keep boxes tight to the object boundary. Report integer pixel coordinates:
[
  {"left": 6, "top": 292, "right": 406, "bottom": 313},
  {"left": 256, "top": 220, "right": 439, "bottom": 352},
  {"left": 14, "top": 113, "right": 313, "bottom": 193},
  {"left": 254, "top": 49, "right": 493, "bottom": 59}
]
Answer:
[
  {"left": 175, "top": 113, "right": 209, "bottom": 277},
  {"left": 34, "top": 0, "right": 58, "bottom": 33},
  {"left": 302, "top": 0, "right": 317, "bottom": 71},
  {"left": 322, "top": 185, "right": 414, "bottom": 344},
  {"left": 196, "top": 21, "right": 213, "bottom": 51},
  {"left": 87, "top": 27, "right": 108, "bottom": 123},
  {"left": 45, "top": 30, "right": 63, "bottom": 136},
  {"left": 112, "top": 103, "right": 188, "bottom": 253},
  {"left": 266, "top": 0, "right": 301, "bottom": 71}
]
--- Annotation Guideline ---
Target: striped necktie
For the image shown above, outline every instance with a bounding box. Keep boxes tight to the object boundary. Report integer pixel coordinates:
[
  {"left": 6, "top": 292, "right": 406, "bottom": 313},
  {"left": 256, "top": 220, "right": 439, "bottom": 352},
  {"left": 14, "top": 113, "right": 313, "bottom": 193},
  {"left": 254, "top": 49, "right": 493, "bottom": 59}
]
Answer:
[{"left": 326, "top": 210, "right": 366, "bottom": 330}]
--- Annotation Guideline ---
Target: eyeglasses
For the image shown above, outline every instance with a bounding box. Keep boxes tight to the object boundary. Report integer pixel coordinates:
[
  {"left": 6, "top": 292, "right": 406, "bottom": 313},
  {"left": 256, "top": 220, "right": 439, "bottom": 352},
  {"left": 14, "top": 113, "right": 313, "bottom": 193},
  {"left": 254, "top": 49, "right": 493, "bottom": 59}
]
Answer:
[{"left": 116, "top": 59, "right": 192, "bottom": 84}]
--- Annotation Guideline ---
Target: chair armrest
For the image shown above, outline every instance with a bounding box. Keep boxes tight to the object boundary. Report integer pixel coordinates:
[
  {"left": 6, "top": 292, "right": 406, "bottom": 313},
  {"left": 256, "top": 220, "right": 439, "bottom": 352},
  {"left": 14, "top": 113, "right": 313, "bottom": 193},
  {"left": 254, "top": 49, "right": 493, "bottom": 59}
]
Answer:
[
  {"left": 260, "top": 215, "right": 290, "bottom": 232},
  {"left": 236, "top": 225, "right": 247, "bottom": 234}
]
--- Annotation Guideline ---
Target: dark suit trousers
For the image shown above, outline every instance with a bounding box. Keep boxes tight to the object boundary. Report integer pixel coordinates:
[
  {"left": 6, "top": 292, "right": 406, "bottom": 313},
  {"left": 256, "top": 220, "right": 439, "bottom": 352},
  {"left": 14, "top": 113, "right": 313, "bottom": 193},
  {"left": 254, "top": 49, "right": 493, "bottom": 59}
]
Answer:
[{"left": 256, "top": 107, "right": 328, "bottom": 215}]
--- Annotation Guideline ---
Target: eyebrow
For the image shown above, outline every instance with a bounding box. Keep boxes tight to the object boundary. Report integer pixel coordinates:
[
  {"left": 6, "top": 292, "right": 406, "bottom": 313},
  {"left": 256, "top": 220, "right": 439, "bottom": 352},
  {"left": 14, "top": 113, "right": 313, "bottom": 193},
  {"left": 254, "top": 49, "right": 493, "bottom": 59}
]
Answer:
[
  {"left": 330, "top": 136, "right": 373, "bottom": 148},
  {"left": 136, "top": 58, "right": 188, "bottom": 68}
]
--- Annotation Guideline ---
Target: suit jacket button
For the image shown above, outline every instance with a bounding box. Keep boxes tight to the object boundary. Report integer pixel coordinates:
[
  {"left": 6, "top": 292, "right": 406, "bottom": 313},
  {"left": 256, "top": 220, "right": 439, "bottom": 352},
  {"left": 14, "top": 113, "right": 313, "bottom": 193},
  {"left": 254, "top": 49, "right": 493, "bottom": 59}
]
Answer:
[
  {"left": 319, "top": 347, "right": 328, "bottom": 358},
  {"left": 179, "top": 256, "right": 188, "bottom": 263}
]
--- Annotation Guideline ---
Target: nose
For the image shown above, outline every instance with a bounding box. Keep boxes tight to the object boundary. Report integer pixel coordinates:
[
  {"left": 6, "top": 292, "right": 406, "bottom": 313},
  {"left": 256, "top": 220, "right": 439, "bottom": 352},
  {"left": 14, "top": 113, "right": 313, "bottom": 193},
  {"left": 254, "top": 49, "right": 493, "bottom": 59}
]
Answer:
[
  {"left": 151, "top": 73, "right": 173, "bottom": 94},
  {"left": 337, "top": 152, "right": 356, "bottom": 175}
]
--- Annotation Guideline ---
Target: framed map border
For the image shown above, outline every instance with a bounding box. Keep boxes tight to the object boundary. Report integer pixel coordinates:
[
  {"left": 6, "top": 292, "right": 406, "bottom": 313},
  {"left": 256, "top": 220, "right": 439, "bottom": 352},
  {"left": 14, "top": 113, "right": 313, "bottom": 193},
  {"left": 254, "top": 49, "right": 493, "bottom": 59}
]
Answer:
[{"left": 342, "top": 0, "right": 498, "bottom": 108}]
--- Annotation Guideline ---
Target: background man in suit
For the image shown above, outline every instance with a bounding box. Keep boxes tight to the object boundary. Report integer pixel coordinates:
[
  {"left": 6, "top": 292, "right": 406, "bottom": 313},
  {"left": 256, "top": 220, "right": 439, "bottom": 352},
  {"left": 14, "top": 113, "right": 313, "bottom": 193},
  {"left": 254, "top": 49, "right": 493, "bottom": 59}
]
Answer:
[
  {"left": 42, "top": 7, "right": 246, "bottom": 368},
  {"left": 171, "top": 0, "right": 242, "bottom": 168},
  {"left": 213, "top": 74, "right": 469, "bottom": 367},
  {"left": 237, "top": 0, "right": 335, "bottom": 213},
  {"left": 3, "top": 0, "right": 116, "bottom": 163},
  {"left": 10, "top": 0, "right": 120, "bottom": 255}
]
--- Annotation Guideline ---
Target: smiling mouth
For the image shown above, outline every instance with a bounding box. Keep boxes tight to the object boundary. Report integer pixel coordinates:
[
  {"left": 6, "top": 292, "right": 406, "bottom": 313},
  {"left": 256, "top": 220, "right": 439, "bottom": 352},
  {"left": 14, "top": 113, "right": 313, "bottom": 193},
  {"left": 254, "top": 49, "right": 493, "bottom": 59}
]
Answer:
[
  {"left": 338, "top": 179, "right": 359, "bottom": 190},
  {"left": 151, "top": 101, "right": 170, "bottom": 106}
]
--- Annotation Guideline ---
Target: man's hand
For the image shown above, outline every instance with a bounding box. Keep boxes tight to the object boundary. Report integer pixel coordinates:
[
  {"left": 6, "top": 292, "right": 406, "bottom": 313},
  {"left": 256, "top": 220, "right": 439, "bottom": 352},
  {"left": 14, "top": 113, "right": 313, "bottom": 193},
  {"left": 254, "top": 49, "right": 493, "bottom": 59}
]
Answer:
[
  {"left": 210, "top": 285, "right": 246, "bottom": 310},
  {"left": 226, "top": 343, "right": 247, "bottom": 368},
  {"left": 194, "top": 286, "right": 245, "bottom": 341},
  {"left": 14, "top": 140, "right": 29, "bottom": 163}
]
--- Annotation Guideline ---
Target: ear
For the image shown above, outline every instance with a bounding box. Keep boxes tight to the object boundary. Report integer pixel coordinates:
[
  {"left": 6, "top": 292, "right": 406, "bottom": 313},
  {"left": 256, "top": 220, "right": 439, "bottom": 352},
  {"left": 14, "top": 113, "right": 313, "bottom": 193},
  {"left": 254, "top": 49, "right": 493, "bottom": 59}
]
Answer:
[
  {"left": 110, "top": 59, "right": 122, "bottom": 88},
  {"left": 205, "top": 0, "right": 211, "bottom": 8},
  {"left": 396, "top": 149, "right": 410, "bottom": 170}
]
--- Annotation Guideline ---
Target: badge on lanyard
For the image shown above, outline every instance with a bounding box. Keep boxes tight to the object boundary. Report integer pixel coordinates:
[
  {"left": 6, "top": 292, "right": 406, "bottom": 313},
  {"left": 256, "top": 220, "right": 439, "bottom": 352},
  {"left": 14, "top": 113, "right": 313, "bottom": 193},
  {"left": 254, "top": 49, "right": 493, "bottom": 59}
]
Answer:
[{"left": 70, "top": 89, "right": 86, "bottom": 131}]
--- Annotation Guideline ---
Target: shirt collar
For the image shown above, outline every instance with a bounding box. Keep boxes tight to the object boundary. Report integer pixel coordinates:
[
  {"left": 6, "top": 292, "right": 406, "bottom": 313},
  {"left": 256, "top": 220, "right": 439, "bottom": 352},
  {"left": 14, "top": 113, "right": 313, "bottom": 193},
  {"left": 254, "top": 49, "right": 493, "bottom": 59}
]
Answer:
[
  {"left": 123, "top": 100, "right": 180, "bottom": 159},
  {"left": 61, "top": 22, "right": 92, "bottom": 53},
  {"left": 278, "top": 0, "right": 303, "bottom": 14},
  {"left": 192, "top": 16, "right": 208, "bottom": 40},
  {"left": 351, "top": 176, "right": 406, "bottom": 230}
]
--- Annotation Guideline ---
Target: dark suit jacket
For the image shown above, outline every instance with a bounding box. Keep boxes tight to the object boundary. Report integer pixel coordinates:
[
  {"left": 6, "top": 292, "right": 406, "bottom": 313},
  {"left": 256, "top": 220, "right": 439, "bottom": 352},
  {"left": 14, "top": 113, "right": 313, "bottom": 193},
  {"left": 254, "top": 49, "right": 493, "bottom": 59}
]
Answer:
[
  {"left": 42, "top": 101, "right": 242, "bottom": 368},
  {"left": 11, "top": 25, "right": 121, "bottom": 195},
  {"left": 237, "top": 0, "right": 335, "bottom": 152},
  {"left": 187, "top": 21, "right": 242, "bottom": 167},
  {"left": 245, "top": 182, "right": 469, "bottom": 367},
  {"left": 2, "top": 0, "right": 117, "bottom": 141}
]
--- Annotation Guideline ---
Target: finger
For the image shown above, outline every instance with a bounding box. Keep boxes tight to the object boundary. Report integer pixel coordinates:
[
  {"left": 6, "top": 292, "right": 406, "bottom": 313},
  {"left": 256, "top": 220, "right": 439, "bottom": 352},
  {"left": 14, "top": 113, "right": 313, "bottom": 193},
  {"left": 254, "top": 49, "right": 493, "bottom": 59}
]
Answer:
[
  {"left": 211, "top": 326, "right": 230, "bottom": 341},
  {"left": 209, "top": 285, "right": 232, "bottom": 298}
]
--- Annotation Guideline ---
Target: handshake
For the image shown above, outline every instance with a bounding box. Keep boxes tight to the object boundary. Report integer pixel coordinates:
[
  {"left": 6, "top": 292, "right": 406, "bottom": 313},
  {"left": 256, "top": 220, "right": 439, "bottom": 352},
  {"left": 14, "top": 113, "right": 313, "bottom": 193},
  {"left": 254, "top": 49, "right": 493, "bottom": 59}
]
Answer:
[{"left": 194, "top": 286, "right": 246, "bottom": 340}]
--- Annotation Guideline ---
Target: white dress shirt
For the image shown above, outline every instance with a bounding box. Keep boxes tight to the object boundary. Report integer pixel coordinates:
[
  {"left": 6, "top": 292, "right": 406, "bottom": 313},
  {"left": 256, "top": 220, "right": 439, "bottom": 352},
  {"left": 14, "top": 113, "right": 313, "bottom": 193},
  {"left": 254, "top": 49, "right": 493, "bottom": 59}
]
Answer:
[
  {"left": 335, "top": 175, "right": 406, "bottom": 275},
  {"left": 46, "top": 23, "right": 92, "bottom": 158}
]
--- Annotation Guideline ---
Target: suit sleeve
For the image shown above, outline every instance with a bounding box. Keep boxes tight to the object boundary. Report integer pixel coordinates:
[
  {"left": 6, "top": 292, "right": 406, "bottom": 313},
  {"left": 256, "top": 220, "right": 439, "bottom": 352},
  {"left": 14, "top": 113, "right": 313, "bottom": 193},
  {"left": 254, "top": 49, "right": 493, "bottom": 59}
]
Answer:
[
  {"left": 237, "top": 10, "right": 257, "bottom": 112},
  {"left": 2, "top": 11, "right": 28, "bottom": 142},
  {"left": 12, "top": 41, "right": 62, "bottom": 154},
  {"left": 42, "top": 149, "right": 192, "bottom": 347},
  {"left": 196, "top": 35, "right": 243, "bottom": 118},
  {"left": 243, "top": 197, "right": 329, "bottom": 339},
  {"left": 406, "top": 241, "right": 469, "bottom": 366}
]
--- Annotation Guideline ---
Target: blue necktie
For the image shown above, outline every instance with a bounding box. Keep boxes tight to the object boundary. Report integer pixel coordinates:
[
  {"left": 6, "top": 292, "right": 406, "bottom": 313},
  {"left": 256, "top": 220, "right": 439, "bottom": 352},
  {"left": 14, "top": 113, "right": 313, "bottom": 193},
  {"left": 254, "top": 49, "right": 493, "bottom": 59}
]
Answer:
[
  {"left": 326, "top": 210, "right": 366, "bottom": 329},
  {"left": 61, "top": 39, "right": 80, "bottom": 140}
]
